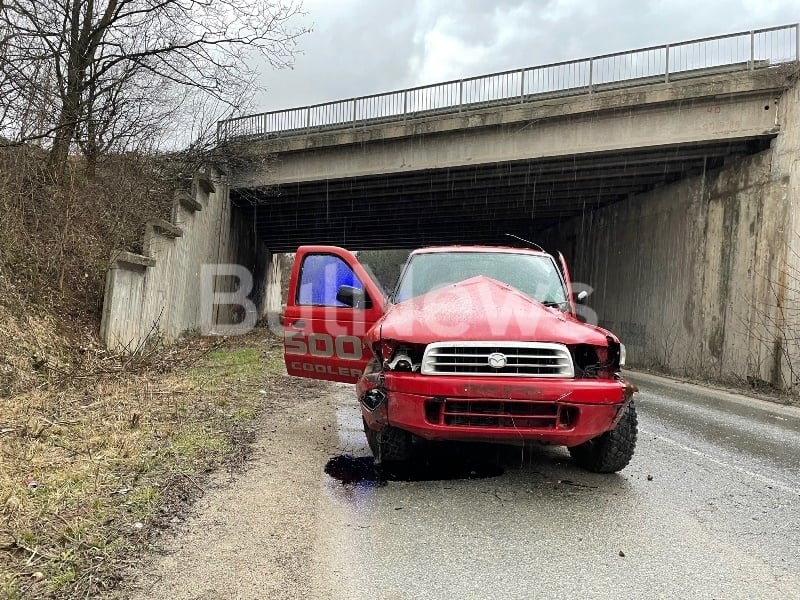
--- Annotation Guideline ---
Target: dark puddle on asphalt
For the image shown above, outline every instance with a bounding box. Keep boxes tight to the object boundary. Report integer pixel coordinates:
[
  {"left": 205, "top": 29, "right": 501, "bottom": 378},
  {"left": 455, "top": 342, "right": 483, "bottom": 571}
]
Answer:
[{"left": 324, "top": 444, "right": 506, "bottom": 486}]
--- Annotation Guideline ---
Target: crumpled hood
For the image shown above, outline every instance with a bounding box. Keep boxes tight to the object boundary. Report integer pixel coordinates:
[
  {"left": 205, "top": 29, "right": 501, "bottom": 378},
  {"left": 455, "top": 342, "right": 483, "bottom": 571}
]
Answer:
[{"left": 370, "top": 276, "right": 614, "bottom": 346}]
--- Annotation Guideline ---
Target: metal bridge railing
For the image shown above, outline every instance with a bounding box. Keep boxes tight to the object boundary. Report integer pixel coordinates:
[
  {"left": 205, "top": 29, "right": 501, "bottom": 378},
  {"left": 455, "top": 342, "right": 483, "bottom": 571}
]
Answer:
[{"left": 217, "top": 23, "right": 800, "bottom": 142}]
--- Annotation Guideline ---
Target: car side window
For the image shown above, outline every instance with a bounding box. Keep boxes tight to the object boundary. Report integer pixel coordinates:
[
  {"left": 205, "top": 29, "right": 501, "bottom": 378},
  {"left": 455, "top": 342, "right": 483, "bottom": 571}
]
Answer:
[{"left": 297, "top": 254, "right": 366, "bottom": 307}]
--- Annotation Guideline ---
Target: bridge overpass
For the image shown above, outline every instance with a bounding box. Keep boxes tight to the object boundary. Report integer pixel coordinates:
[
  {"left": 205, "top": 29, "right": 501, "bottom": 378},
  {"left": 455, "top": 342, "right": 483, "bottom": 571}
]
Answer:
[
  {"left": 223, "top": 25, "right": 798, "bottom": 251},
  {"left": 103, "top": 25, "right": 800, "bottom": 390},
  {"left": 227, "top": 69, "right": 785, "bottom": 250}
]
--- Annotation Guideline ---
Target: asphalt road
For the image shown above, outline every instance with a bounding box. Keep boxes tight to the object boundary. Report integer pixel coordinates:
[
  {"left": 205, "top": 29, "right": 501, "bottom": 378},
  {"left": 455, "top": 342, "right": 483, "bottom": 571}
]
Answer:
[
  {"left": 312, "top": 372, "right": 800, "bottom": 600},
  {"left": 129, "top": 372, "right": 800, "bottom": 600}
]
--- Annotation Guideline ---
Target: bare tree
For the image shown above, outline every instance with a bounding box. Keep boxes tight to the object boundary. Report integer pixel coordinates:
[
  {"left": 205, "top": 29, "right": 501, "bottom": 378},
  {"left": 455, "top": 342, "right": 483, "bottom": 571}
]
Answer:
[{"left": 0, "top": 0, "right": 306, "bottom": 175}]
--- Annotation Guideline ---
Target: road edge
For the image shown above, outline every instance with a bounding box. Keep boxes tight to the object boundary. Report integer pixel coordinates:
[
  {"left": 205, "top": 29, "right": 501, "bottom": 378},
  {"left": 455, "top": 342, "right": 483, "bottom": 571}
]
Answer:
[{"left": 625, "top": 369, "right": 800, "bottom": 417}]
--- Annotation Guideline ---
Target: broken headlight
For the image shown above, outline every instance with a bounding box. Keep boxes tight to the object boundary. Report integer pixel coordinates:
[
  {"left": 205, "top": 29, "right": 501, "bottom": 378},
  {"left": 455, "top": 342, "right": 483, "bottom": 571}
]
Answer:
[
  {"left": 373, "top": 340, "right": 424, "bottom": 373},
  {"left": 571, "top": 342, "right": 620, "bottom": 378}
]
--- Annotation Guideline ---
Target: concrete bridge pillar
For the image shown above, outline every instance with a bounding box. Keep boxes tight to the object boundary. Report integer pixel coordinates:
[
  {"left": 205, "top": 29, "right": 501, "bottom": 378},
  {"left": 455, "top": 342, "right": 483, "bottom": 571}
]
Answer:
[
  {"left": 540, "top": 69, "right": 800, "bottom": 389},
  {"left": 771, "top": 71, "right": 800, "bottom": 388},
  {"left": 263, "top": 253, "right": 283, "bottom": 323}
]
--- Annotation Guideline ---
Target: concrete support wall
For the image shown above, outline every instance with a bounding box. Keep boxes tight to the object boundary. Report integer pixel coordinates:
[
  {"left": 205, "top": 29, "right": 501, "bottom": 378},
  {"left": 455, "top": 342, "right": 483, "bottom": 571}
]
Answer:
[
  {"left": 540, "top": 72, "right": 800, "bottom": 388},
  {"left": 541, "top": 145, "right": 795, "bottom": 387},
  {"left": 234, "top": 68, "right": 793, "bottom": 188},
  {"left": 100, "top": 169, "right": 281, "bottom": 352},
  {"left": 264, "top": 254, "right": 283, "bottom": 317},
  {"left": 771, "top": 70, "right": 800, "bottom": 388}
]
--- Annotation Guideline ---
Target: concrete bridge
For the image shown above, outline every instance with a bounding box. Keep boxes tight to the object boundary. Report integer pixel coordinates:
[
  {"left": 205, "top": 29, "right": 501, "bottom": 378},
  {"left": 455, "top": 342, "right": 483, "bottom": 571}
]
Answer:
[
  {"left": 103, "top": 25, "right": 800, "bottom": 389},
  {"left": 223, "top": 25, "right": 798, "bottom": 250},
  {"left": 228, "top": 67, "right": 785, "bottom": 250}
]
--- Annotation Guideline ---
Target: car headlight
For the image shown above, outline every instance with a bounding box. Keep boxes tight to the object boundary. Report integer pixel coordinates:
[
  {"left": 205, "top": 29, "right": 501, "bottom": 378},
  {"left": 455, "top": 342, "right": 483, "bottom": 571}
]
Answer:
[
  {"left": 374, "top": 340, "right": 424, "bottom": 372},
  {"left": 619, "top": 343, "right": 626, "bottom": 368}
]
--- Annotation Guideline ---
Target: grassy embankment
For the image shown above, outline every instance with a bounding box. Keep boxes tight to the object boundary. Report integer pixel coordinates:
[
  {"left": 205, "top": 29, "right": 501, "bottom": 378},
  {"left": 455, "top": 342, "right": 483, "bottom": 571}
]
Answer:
[
  {"left": 1, "top": 331, "right": 287, "bottom": 599},
  {"left": 0, "top": 148, "right": 288, "bottom": 598}
]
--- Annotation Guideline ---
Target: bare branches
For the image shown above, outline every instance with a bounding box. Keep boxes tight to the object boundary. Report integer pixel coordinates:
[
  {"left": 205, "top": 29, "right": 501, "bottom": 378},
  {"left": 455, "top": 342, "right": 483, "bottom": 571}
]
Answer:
[
  {"left": 731, "top": 233, "right": 800, "bottom": 391},
  {"left": 0, "top": 0, "right": 307, "bottom": 173}
]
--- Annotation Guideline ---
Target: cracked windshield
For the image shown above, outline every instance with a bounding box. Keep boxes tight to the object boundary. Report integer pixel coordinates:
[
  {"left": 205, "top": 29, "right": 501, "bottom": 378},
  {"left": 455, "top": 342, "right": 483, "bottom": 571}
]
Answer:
[{"left": 1, "top": 1, "right": 800, "bottom": 598}]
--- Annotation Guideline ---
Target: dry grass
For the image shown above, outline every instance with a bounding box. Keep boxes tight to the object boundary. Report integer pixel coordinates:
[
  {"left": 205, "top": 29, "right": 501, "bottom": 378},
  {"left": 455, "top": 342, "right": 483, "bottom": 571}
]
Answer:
[
  {"left": 0, "top": 329, "right": 285, "bottom": 599},
  {"left": 0, "top": 147, "right": 181, "bottom": 403},
  {"left": 0, "top": 147, "right": 175, "bottom": 314},
  {"left": 0, "top": 279, "right": 67, "bottom": 399},
  {"left": 0, "top": 142, "right": 287, "bottom": 598}
]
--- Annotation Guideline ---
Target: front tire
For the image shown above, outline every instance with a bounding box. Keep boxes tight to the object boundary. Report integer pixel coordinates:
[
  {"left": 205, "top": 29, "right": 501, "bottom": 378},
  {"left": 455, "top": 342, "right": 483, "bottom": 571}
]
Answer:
[
  {"left": 363, "top": 420, "right": 412, "bottom": 463},
  {"left": 568, "top": 400, "right": 638, "bottom": 473}
]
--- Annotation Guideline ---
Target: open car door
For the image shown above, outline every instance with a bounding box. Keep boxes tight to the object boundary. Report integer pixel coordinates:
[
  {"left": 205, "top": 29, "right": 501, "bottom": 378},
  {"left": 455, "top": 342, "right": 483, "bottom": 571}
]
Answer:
[{"left": 283, "top": 246, "right": 386, "bottom": 383}]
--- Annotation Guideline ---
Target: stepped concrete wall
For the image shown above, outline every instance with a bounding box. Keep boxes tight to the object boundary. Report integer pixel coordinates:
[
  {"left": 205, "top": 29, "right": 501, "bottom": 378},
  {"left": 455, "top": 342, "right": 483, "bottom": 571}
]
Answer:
[{"left": 100, "top": 169, "right": 279, "bottom": 352}]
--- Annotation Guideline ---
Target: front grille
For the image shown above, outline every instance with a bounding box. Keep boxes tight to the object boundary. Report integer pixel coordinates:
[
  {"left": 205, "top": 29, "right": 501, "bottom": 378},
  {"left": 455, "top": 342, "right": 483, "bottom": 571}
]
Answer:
[
  {"left": 421, "top": 342, "right": 574, "bottom": 377},
  {"left": 424, "top": 399, "right": 578, "bottom": 429}
]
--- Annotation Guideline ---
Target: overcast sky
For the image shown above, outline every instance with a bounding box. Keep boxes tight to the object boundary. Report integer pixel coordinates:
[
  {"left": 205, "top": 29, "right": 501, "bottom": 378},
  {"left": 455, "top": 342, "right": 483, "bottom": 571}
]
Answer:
[{"left": 252, "top": 0, "right": 798, "bottom": 112}]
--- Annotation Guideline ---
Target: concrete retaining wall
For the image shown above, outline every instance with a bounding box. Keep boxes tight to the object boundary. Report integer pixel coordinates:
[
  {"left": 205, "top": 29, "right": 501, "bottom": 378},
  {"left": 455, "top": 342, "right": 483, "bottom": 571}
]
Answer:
[
  {"left": 771, "top": 70, "right": 800, "bottom": 389},
  {"left": 541, "top": 72, "right": 800, "bottom": 389},
  {"left": 541, "top": 147, "right": 795, "bottom": 387},
  {"left": 100, "top": 169, "right": 279, "bottom": 352}
]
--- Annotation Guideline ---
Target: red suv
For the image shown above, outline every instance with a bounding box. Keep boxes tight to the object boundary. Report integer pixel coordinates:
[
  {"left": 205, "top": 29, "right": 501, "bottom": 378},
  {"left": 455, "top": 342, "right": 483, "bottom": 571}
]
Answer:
[{"left": 283, "top": 245, "right": 637, "bottom": 473}]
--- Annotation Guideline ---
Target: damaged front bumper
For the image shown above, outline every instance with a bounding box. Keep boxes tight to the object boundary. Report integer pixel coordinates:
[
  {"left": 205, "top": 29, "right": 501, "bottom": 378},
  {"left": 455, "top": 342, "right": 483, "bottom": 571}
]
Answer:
[{"left": 358, "top": 373, "right": 632, "bottom": 447}]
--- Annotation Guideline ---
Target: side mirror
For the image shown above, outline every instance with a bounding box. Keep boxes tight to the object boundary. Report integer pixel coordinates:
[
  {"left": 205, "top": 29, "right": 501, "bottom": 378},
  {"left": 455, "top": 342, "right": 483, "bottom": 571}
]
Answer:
[
  {"left": 336, "top": 285, "right": 371, "bottom": 308},
  {"left": 574, "top": 290, "right": 589, "bottom": 305}
]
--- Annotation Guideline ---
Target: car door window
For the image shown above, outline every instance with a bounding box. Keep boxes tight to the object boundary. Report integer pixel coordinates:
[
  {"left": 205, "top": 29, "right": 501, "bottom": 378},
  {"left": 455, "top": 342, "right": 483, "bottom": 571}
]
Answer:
[{"left": 297, "top": 254, "right": 365, "bottom": 306}]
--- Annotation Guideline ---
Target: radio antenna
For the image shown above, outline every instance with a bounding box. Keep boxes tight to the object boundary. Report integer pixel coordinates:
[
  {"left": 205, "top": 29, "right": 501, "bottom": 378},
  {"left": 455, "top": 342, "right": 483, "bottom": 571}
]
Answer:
[{"left": 504, "top": 233, "right": 545, "bottom": 252}]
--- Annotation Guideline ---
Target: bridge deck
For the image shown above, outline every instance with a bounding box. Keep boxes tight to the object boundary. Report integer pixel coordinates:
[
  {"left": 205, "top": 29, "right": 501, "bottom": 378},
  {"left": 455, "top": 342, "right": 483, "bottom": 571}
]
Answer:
[{"left": 219, "top": 24, "right": 798, "bottom": 142}]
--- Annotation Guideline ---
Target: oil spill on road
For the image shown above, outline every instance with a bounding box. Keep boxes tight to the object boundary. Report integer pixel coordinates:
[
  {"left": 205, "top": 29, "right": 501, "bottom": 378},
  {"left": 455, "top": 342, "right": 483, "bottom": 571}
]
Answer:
[
  {"left": 324, "top": 445, "right": 505, "bottom": 486},
  {"left": 324, "top": 455, "right": 381, "bottom": 485}
]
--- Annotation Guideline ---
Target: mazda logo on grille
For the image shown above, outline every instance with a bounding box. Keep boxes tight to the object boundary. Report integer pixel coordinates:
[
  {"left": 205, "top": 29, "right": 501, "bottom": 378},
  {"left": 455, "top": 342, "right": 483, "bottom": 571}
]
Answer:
[{"left": 487, "top": 352, "right": 507, "bottom": 369}]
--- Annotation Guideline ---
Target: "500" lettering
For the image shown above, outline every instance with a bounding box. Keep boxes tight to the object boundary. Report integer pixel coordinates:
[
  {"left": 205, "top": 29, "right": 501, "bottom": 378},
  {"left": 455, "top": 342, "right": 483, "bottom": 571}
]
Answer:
[{"left": 285, "top": 332, "right": 363, "bottom": 360}]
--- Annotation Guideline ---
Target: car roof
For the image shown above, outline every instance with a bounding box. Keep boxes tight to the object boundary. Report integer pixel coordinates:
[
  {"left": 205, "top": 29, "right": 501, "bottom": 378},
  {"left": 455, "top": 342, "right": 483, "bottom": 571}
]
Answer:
[{"left": 409, "top": 245, "right": 551, "bottom": 257}]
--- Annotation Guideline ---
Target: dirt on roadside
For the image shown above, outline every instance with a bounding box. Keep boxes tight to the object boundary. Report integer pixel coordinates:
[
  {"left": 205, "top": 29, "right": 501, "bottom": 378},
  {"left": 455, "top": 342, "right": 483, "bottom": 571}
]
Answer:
[
  {"left": 2, "top": 329, "right": 331, "bottom": 600},
  {"left": 117, "top": 359, "right": 339, "bottom": 600}
]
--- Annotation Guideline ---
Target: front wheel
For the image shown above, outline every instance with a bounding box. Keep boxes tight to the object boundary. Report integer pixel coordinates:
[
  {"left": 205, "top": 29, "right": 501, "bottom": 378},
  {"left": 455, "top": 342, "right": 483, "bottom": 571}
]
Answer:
[
  {"left": 568, "top": 401, "right": 638, "bottom": 473},
  {"left": 363, "top": 420, "right": 412, "bottom": 463}
]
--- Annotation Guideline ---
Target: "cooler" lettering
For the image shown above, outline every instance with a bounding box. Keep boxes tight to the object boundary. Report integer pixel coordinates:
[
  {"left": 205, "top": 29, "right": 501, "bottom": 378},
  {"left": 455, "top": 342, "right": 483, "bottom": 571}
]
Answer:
[{"left": 289, "top": 361, "right": 362, "bottom": 378}]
